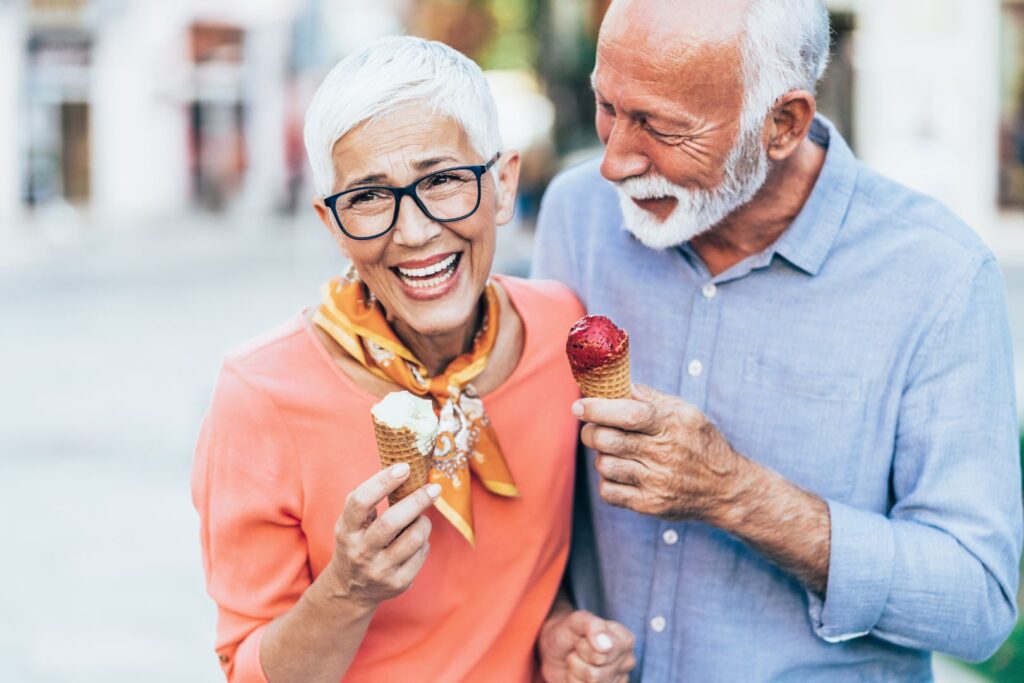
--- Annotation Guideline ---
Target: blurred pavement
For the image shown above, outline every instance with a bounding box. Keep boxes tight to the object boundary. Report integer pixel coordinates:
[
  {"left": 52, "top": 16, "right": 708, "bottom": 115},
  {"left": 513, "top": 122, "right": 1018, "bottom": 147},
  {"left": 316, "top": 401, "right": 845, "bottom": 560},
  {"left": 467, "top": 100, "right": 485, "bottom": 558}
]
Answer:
[{"left": 0, "top": 215, "right": 1016, "bottom": 682}]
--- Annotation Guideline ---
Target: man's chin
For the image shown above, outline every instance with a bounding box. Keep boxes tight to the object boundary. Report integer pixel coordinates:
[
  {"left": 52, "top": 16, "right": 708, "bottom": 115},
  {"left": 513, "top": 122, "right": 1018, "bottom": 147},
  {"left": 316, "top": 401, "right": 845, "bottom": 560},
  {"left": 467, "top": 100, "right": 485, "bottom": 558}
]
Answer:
[{"left": 618, "top": 196, "right": 710, "bottom": 250}]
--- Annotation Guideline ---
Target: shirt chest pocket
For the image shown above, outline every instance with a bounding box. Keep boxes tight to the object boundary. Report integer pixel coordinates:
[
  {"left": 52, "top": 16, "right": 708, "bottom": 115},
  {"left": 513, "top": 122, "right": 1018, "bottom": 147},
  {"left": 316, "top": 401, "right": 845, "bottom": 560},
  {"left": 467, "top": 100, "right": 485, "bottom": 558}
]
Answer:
[{"left": 727, "top": 357, "right": 867, "bottom": 501}]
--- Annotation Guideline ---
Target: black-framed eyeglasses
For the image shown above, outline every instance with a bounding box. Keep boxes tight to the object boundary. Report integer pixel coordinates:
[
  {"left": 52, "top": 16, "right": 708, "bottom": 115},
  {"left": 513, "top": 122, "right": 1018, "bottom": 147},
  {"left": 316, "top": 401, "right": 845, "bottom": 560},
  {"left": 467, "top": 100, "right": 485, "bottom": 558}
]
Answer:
[{"left": 323, "top": 153, "right": 501, "bottom": 240}]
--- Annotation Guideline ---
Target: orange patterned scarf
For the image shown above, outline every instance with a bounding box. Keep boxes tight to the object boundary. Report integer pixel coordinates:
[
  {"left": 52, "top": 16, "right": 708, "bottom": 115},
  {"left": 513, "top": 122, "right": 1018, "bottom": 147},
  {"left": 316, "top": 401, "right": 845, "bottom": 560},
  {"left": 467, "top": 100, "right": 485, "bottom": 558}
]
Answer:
[{"left": 312, "top": 271, "right": 518, "bottom": 546}]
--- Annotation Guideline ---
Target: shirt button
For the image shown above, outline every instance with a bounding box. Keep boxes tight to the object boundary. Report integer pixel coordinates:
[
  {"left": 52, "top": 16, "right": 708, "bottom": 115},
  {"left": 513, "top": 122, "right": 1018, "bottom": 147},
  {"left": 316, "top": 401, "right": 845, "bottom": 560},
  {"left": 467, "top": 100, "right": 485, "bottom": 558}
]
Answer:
[
  {"left": 688, "top": 360, "right": 703, "bottom": 377},
  {"left": 662, "top": 529, "right": 679, "bottom": 545},
  {"left": 702, "top": 282, "right": 717, "bottom": 299},
  {"left": 651, "top": 615, "right": 667, "bottom": 632}
]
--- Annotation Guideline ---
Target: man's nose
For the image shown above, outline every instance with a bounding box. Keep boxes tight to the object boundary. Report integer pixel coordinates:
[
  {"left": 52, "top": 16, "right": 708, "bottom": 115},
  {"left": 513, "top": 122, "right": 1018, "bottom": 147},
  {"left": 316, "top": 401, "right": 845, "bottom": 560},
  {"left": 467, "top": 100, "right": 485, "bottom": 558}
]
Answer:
[
  {"left": 391, "top": 194, "right": 442, "bottom": 248},
  {"left": 600, "top": 120, "right": 650, "bottom": 183}
]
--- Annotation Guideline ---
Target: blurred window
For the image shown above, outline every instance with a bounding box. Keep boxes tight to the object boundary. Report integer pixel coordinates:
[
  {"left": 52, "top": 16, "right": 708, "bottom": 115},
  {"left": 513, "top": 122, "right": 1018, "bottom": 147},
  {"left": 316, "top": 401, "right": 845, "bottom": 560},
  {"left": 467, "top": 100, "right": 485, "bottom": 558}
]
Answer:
[
  {"left": 188, "top": 24, "right": 247, "bottom": 212},
  {"left": 28, "top": 0, "right": 90, "bottom": 29},
  {"left": 1001, "top": 0, "right": 1024, "bottom": 207},
  {"left": 817, "top": 11, "right": 856, "bottom": 150},
  {"left": 22, "top": 30, "right": 91, "bottom": 207}
]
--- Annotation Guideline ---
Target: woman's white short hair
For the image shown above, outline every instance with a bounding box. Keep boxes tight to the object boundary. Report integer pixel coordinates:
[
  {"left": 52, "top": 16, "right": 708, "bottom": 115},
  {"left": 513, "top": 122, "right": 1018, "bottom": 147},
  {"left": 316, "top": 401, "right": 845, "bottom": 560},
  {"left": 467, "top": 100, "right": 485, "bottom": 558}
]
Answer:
[
  {"left": 740, "top": 0, "right": 831, "bottom": 133},
  {"left": 304, "top": 36, "right": 504, "bottom": 197}
]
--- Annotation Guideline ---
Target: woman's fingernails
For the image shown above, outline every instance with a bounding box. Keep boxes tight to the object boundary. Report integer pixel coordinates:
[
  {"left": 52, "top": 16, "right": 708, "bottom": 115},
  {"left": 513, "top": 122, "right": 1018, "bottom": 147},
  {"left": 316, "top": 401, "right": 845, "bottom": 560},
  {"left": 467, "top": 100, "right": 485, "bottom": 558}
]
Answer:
[
  {"left": 571, "top": 401, "right": 584, "bottom": 417},
  {"left": 595, "top": 633, "right": 613, "bottom": 651},
  {"left": 427, "top": 483, "right": 442, "bottom": 498},
  {"left": 391, "top": 463, "right": 410, "bottom": 478}
]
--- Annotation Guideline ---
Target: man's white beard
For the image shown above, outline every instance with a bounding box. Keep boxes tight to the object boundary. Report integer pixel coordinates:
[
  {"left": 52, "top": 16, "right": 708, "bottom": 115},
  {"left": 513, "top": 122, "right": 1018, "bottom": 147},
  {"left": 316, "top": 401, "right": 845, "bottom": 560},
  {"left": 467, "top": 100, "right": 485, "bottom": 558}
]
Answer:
[{"left": 614, "top": 123, "right": 771, "bottom": 250}]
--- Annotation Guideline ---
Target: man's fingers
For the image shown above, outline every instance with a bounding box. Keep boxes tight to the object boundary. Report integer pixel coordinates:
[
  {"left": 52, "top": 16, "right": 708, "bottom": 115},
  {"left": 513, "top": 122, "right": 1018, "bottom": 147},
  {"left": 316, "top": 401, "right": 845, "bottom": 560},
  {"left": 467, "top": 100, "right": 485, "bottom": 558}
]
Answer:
[
  {"left": 573, "top": 394, "right": 660, "bottom": 435},
  {"left": 581, "top": 424, "right": 646, "bottom": 458},
  {"left": 598, "top": 478, "right": 640, "bottom": 510},
  {"left": 631, "top": 383, "right": 656, "bottom": 401},
  {"left": 342, "top": 464, "right": 412, "bottom": 530},
  {"left": 364, "top": 482, "right": 442, "bottom": 548},
  {"left": 594, "top": 454, "right": 646, "bottom": 486}
]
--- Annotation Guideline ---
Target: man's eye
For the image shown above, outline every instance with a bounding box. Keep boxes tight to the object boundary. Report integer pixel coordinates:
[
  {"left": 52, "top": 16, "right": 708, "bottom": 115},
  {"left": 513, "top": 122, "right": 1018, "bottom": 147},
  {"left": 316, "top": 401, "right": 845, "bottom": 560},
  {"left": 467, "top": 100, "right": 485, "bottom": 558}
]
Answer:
[{"left": 647, "top": 126, "right": 685, "bottom": 143}]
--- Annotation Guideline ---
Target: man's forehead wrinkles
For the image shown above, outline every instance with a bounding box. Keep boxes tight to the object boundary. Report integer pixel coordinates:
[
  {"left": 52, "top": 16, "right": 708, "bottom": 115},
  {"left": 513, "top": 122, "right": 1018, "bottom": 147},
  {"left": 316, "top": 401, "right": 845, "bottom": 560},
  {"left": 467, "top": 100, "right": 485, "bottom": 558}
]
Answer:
[{"left": 603, "top": 0, "right": 751, "bottom": 50}]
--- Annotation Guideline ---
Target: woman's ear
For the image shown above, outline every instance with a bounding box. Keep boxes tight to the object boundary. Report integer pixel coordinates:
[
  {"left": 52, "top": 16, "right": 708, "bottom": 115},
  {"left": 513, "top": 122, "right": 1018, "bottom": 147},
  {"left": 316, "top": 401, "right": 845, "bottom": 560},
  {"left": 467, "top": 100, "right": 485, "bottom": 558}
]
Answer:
[
  {"left": 493, "top": 150, "right": 522, "bottom": 226},
  {"left": 313, "top": 197, "right": 351, "bottom": 258}
]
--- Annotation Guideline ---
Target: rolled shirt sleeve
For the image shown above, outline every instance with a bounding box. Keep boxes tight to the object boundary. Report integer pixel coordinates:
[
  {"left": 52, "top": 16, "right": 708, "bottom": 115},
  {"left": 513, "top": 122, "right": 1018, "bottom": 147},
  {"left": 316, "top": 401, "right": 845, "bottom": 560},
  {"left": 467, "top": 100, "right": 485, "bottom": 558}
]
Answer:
[
  {"left": 808, "top": 256, "right": 1023, "bottom": 660},
  {"left": 191, "top": 361, "right": 310, "bottom": 682}
]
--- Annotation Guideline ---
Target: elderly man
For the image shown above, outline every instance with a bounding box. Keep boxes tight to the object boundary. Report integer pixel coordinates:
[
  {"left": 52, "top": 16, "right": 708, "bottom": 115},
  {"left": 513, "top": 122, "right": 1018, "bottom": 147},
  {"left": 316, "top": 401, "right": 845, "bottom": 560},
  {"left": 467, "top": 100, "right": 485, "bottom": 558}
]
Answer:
[{"left": 532, "top": 0, "right": 1023, "bottom": 680}]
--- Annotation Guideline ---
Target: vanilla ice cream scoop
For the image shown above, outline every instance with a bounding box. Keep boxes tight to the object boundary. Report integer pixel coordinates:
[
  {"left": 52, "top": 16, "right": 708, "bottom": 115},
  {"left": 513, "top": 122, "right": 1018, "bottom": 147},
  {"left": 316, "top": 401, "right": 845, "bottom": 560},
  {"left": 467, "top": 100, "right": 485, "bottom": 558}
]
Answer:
[
  {"left": 371, "top": 391, "right": 438, "bottom": 504},
  {"left": 371, "top": 391, "right": 438, "bottom": 455}
]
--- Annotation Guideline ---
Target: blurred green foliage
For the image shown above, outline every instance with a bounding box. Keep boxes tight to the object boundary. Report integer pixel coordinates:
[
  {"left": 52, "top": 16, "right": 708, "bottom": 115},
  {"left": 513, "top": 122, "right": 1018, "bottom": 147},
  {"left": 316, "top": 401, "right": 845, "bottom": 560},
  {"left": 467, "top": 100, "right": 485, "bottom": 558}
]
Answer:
[{"left": 477, "top": 0, "right": 541, "bottom": 71}]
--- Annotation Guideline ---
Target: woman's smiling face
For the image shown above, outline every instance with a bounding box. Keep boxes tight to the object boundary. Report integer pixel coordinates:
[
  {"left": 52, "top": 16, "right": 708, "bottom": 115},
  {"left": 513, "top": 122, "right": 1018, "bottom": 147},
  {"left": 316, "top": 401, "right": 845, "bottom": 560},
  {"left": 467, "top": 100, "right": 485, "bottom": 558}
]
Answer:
[{"left": 315, "top": 107, "right": 520, "bottom": 339}]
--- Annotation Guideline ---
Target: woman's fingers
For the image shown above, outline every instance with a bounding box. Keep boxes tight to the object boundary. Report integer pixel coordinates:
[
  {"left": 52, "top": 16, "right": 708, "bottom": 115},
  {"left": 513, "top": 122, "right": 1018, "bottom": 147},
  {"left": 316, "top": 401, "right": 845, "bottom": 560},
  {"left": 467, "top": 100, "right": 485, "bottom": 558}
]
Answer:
[
  {"left": 567, "top": 651, "right": 620, "bottom": 683},
  {"left": 384, "top": 515, "right": 433, "bottom": 565},
  {"left": 604, "top": 621, "right": 636, "bottom": 655},
  {"left": 392, "top": 537, "right": 431, "bottom": 587},
  {"left": 570, "top": 614, "right": 636, "bottom": 680},
  {"left": 364, "top": 482, "right": 441, "bottom": 548},
  {"left": 341, "top": 463, "right": 411, "bottom": 531}
]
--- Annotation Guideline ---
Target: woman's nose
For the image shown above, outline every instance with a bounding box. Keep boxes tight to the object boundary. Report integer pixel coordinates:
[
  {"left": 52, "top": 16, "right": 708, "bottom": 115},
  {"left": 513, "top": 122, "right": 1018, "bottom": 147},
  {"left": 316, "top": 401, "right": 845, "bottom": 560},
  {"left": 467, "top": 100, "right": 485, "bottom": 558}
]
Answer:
[{"left": 390, "top": 194, "right": 442, "bottom": 247}]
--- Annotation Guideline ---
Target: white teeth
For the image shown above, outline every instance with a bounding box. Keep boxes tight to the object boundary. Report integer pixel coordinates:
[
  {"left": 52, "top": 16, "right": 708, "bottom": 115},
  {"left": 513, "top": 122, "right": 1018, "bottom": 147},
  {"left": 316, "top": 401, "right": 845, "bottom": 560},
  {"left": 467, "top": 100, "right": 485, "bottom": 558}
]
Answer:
[
  {"left": 397, "top": 253, "right": 457, "bottom": 278},
  {"left": 395, "top": 253, "right": 460, "bottom": 289},
  {"left": 401, "top": 266, "right": 456, "bottom": 289}
]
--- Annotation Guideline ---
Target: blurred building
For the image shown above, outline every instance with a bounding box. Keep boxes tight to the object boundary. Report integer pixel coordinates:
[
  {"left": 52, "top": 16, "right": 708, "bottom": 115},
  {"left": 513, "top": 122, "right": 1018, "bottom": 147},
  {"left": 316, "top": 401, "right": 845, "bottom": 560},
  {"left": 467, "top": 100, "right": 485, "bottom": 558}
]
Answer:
[
  {"left": 0, "top": 0, "right": 407, "bottom": 232},
  {"left": 0, "top": 0, "right": 1018, "bottom": 258},
  {"left": 833, "top": 0, "right": 1001, "bottom": 248}
]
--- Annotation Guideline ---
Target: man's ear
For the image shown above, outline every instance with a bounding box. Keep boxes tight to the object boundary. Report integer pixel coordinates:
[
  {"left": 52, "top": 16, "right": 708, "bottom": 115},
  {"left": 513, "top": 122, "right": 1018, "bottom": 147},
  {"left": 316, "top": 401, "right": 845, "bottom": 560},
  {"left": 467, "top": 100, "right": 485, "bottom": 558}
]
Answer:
[
  {"left": 493, "top": 150, "right": 522, "bottom": 226},
  {"left": 765, "top": 90, "right": 817, "bottom": 162},
  {"left": 313, "top": 197, "right": 350, "bottom": 258}
]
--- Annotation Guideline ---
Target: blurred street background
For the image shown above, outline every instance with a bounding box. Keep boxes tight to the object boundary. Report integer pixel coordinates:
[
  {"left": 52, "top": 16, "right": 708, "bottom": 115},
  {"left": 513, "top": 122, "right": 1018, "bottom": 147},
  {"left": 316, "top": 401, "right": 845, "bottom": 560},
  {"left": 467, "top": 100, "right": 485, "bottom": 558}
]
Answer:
[{"left": 1, "top": 0, "right": 1024, "bottom": 681}]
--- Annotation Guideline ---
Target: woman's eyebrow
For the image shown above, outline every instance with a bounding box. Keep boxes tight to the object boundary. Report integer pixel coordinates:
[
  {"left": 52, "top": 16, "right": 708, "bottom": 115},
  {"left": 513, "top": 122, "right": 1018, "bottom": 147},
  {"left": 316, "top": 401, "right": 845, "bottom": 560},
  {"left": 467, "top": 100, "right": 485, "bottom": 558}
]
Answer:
[
  {"left": 346, "top": 172, "right": 389, "bottom": 188},
  {"left": 343, "top": 155, "right": 460, "bottom": 190},
  {"left": 413, "top": 155, "right": 458, "bottom": 171}
]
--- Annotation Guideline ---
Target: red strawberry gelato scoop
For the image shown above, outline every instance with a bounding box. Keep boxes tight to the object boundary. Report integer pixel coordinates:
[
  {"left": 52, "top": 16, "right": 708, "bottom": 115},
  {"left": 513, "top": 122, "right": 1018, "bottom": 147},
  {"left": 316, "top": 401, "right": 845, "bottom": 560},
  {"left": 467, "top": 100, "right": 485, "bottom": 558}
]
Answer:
[{"left": 566, "top": 315, "right": 629, "bottom": 373}]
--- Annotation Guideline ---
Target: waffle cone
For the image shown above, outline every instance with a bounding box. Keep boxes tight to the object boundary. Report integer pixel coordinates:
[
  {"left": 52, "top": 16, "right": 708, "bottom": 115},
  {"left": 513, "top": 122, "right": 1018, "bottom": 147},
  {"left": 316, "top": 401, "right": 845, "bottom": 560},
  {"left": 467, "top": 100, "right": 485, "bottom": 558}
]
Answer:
[
  {"left": 372, "top": 417, "right": 434, "bottom": 505},
  {"left": 572, "top": 348, "right": 631, "bottom": 399}
]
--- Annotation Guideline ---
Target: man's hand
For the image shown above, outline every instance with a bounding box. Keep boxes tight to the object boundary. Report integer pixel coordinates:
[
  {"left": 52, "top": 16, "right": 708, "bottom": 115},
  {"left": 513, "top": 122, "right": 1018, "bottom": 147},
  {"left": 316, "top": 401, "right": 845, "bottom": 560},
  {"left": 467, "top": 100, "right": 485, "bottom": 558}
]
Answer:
[
  {"left": 575, "top": 384, "right": 831, "bottom": 595},
  {"left": 538, "top": 606, "right": 635, "bottom": 683},
  {"left": 574, "top": 384, "right": 745, "bottom": 523}
]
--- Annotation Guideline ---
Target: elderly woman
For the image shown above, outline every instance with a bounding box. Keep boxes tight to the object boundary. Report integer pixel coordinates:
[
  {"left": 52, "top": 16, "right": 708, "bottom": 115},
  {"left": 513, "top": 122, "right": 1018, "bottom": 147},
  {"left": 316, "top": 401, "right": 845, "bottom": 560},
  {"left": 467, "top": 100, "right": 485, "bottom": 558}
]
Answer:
[{"left": 192, "top": 37, "right": 634, "bottom": 683}]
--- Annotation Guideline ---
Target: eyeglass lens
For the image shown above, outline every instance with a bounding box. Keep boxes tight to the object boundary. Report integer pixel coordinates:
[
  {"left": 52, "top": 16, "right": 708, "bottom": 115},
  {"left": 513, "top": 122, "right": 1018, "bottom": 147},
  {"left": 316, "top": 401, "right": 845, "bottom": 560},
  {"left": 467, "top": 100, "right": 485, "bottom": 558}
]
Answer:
[{"left": 336, "top": 167, "right": 480, "bottom": 238}]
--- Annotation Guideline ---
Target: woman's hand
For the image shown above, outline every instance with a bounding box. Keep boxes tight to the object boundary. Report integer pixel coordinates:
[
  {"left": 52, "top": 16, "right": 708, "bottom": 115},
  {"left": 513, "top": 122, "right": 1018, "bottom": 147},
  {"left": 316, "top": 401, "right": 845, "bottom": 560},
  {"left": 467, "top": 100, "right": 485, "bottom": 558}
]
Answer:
[
  {"left": 538, "top": 607, "right": 636, "bottom": 683},
  {"left": 260, "top": 463, "right": 440, "bottom": 682},
  {"left": 325, "top": 462, "right": 441, "bottom": 610}
]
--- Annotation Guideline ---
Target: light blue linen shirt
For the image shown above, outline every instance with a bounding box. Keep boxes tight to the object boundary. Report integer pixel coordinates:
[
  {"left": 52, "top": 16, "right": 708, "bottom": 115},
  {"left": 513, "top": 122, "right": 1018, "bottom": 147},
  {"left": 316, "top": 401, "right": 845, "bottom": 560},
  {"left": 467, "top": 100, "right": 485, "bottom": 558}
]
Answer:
[{"left": 532, "top": 116, "right": 1022, "bottom": 682}]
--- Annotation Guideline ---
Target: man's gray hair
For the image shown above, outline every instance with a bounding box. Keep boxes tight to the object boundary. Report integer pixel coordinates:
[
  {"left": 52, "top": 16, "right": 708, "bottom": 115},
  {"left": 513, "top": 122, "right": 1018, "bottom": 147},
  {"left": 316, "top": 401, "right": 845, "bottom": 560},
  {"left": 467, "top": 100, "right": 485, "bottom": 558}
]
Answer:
[
  {"left": 740, "top": 0, "right": 831, "bottom": 133},
  {"left": 303, "top": 36, "right": 503, "bottom": 197}
]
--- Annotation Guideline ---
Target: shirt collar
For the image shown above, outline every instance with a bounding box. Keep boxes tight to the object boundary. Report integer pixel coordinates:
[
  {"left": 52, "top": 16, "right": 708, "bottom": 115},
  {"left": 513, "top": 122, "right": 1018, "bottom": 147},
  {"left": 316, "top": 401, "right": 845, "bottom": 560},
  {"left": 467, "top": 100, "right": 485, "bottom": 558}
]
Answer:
[{"left": 769, "top": 114, "right": 859, "bottom": 276}]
